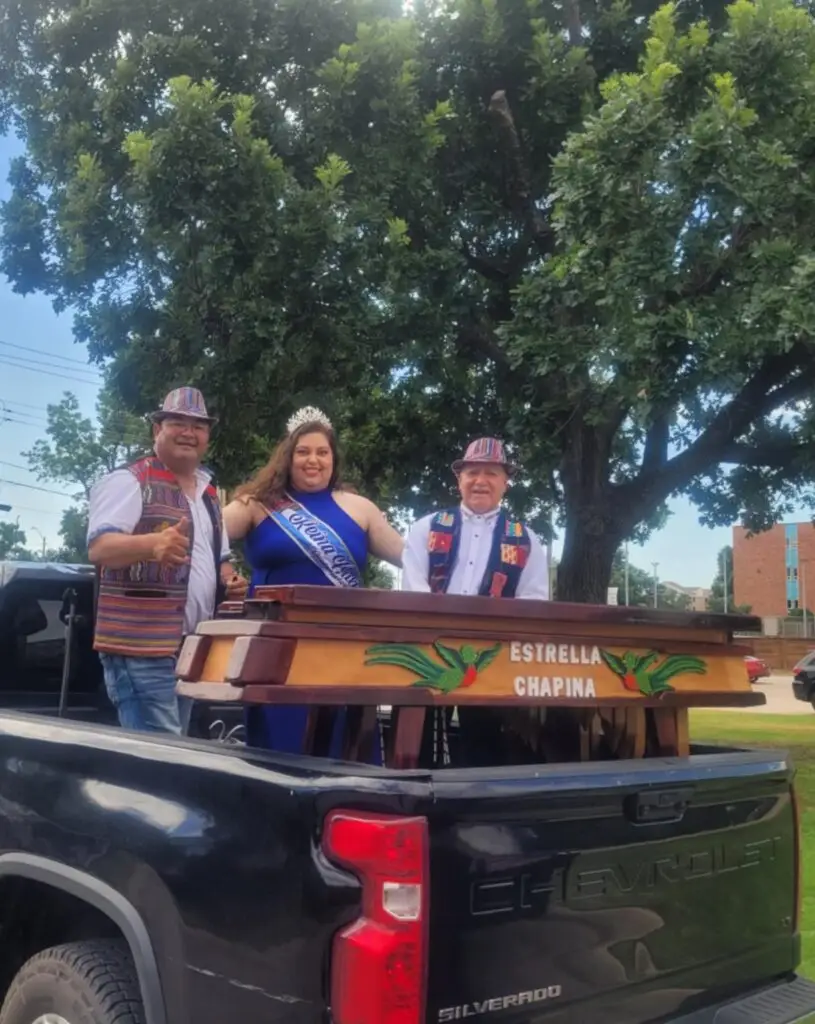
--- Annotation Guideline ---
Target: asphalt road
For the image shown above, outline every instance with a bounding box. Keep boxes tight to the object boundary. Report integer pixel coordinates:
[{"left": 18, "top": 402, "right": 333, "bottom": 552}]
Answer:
[{"left": 735, "top": 673, "right": 811, "bottom": 715}]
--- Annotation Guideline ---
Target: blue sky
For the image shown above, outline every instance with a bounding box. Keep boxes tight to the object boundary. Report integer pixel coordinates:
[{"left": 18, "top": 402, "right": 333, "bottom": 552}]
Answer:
[
  {"left": 0, "top": 129, "right": 791, "bottom": 585},
  {"left": 0, "top": 133, "right": 100, "bottom": 556}
]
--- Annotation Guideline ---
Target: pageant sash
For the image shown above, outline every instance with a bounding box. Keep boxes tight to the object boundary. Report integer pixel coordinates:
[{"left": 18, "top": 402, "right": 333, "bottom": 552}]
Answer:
[{"left": 267, "top": 494, "right": 362, "bottom": 588}]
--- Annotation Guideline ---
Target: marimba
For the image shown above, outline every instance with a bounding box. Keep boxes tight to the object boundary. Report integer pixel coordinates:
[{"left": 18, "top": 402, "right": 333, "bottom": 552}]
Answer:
[{"left": 176, "top": 586, "right": 764, "bottom": 767}]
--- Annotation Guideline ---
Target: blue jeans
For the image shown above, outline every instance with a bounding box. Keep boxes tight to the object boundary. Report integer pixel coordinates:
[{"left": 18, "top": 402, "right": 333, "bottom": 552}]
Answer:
[{"left": 100, "top": 654, "right": 191, "bottom": 736}]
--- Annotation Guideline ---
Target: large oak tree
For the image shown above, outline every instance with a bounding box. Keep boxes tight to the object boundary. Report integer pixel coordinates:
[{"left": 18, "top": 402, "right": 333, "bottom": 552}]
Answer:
[{"left": 3, "top": 0, "right": 815, "bottom": 600}]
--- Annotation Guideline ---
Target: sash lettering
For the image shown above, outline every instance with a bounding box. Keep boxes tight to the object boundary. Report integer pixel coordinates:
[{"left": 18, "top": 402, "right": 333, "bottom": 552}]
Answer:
[{"left": 268, "top": 495, "right": 362, "bottom": 588}]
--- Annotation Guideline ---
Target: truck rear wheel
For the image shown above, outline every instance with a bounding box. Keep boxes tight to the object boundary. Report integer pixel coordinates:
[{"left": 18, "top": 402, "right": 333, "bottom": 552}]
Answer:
[{"left": 0, "top": 940, "right": 145, "bottom": 1024}]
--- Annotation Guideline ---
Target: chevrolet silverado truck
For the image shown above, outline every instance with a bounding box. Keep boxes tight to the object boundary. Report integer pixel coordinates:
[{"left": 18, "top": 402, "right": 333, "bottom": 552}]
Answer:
[{"left": 0, "top": 709, "right": 812, "bottom": 1024}]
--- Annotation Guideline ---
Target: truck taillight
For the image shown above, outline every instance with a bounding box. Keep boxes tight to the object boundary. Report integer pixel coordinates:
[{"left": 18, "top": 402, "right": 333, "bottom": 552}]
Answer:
[{"left": 323, "top": 810, "right": 429, "bottom": 1024}]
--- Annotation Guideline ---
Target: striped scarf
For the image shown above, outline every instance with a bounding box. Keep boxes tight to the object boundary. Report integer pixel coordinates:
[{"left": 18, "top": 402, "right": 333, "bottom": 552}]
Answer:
[{"left": 427, "top": 507, "right": 531, "bottom": 598}]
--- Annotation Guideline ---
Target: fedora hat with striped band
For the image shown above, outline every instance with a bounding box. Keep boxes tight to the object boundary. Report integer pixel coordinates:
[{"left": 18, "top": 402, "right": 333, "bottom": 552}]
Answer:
[
  {"left": 452, "top": 437, "right": 516, "bottom": 476},
  {"left": 150, "top": 387, "right": 216, "bottom": 424}
]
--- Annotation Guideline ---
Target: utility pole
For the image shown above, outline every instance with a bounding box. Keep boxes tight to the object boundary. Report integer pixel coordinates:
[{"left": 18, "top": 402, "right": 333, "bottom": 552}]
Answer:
[
  {"left": 803, "top": 563, "right": 808, "bottom": 639},
  {"left": 626, "top": 544, "right": 634, "bottom": 606},
  {"left": 31, "top": 527, "right": 46, "bottom": 560},
  {"left": 652, "top": 562, "right": 659, "bottom": 609},
  {"left": 722, "top": 549, "right": 729, "bottom": 614}
]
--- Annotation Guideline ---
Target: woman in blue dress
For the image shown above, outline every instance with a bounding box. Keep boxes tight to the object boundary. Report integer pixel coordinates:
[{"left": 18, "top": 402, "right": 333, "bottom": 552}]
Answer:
[{"left": 223, "top": 406, "right": 403, "bottom": 758}]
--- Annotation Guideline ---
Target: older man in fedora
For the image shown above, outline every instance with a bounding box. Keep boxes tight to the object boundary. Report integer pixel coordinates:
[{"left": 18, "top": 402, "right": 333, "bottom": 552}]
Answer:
[
  {"left": 87, "top": 387, "right": 246, "bottom": 735},
  {"left": 402, "top": 437, "right": 549, "bottom": 767},
  {"left": 402, "top": 437, "right": 549, "bottom": 599}
]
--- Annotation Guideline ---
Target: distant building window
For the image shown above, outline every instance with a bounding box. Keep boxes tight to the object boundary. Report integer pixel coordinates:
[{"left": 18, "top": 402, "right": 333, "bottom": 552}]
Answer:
[
  {"left": 788, "top": 598, "right": 800, "bottom": 610},
  {"left": 787, "top": 535, "right": 799, "bottom": 549},
  {"left": 788, "top": 567, "right": 800, "bottom": 580}
]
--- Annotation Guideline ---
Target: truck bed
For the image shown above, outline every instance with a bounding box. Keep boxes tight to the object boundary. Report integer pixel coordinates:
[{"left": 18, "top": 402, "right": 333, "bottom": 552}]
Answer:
[{"left": 0, "top": 713, "right": 808, "bottom": 1024}]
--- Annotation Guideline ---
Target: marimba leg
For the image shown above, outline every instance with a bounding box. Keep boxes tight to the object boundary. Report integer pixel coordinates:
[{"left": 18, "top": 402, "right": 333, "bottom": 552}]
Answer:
[
  {"left": 341, "top": 706, "right": 379, "bottom": 762},
  {"left": 650, "top": 707, "right": 690, "bottom": 757},
  {"left": 386, "top": 708, "right": 426, "bottom": 769},
  {"left": 302, "top": 707, "right": 337, "bottom": 756}
]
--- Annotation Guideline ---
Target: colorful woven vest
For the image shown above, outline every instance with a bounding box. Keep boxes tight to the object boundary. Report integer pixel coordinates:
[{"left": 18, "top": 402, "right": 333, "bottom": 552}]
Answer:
[
  {"left": 94, "top": 456, "right": 223, "bottom": 657},
  {"left": 427, "top": 507, "right": 531, "bottom": 598}
]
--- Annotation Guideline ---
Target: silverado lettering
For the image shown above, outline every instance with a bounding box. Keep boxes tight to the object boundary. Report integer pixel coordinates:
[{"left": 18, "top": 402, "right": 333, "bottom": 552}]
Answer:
[{"left": 438, "top": 986, "right": 563, "bottom": 1021}]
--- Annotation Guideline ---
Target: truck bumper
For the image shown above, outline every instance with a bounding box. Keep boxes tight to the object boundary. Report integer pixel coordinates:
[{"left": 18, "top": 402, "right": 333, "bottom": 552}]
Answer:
[
  {"left": 793, "top": 679, "right": 809, "bottom": 702},
  {"left": 670, "top": 975, "right": 815, "bottom": 1022}
]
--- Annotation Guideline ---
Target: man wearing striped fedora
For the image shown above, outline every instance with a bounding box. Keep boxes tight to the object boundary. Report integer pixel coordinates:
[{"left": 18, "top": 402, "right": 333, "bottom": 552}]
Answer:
[
  {"left": 402, "top": 437, "right": 549, "bottom": 600},
  {"left": 87, "top": 387, "right": 246, "bottom": 735},
  {"left": 402, "top": 437, "right": 549, "bottom": 767}
]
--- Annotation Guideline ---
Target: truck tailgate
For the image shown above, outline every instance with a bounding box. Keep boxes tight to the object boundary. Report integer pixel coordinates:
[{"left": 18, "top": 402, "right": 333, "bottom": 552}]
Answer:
[{"left": 426, "top": 751, "right": 798, "bottom": 1024}]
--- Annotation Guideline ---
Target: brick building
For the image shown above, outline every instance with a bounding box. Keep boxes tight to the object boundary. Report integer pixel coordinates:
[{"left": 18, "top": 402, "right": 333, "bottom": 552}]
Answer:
[{"left": 733, "top": 521, "right": 815, "bottom": 616}]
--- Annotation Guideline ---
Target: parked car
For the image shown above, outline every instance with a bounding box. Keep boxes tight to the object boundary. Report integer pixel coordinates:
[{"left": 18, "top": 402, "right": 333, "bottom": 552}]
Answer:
[
  {"left": 744, "top": 653, "right": 771, "bottom": 683},
  {"left": 792, "top": 649, "right": 815, "bottom": 709}
]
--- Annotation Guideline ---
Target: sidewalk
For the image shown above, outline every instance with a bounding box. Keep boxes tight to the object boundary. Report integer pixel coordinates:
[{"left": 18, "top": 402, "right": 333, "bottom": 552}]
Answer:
[{"left": 734, "top": 673, "right": 810, "bottom": 715}]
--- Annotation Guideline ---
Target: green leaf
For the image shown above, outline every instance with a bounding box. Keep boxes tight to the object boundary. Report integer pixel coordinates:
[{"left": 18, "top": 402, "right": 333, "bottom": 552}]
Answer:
[
  {"left": 648, "top": 655, "right": 707, "bottom": 688},
  {"left": 315, "top": 153, "right": 352, "bottom": 192},
  {"left": 474, "top": 643, "right": 501, "bottom": 671},
  {"left": 411, "top": 679, "right": 444, "bottom": 690},
  {"left": 632, "top": 651, "right": 659, "bottom": 674},
  {"left": 600, "top": 650, "right": 627, "bottom": 677},
  {"left": 365, "top": 644, "right": 446, "bottom": 677},
  {"left": 365, "top": 652, "right": 445, "bottom": 680},
  {"left": 433, "top": 642, "right": 466, "bottom": 670}
]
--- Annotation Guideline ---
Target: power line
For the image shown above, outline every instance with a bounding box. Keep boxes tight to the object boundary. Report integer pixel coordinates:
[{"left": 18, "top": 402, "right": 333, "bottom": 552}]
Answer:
[
  {"left": 2, "top": 411, "right": 49, "bottom": 424},
  {"left": 0, "top": 415, "right": 47, "bottom": 429},
  {"left": 0, "top": 397, "right": 151, "bottom": 448},
  {"left": 0, "top": 397, "right": 50, "bottom": 412},
  {"left": 0, "top": 356, "right": 100, "bottom": 386},
  {"left": 0, "top": 477, "right": 77, "bottom": 498},
  {"left": 0, "top": 338, "right": 95, "bottom": 368},
  {"left": 5, "top": 504, "right": 65, "bottom": 516},
  {"left": 0, "top": 407, "right": 48, "bottom": 424},
  {"left": 0, "top": 352, "right": 98, "bottom": 378},
  {"left": 0, "top": 396, "right": 135, "bottom": 430},
  {"left": 0, "top": 352, "right": 99, "bottom": 381},
  {"left": 0, "top": 460, "right": 31, "bottom": 472}
]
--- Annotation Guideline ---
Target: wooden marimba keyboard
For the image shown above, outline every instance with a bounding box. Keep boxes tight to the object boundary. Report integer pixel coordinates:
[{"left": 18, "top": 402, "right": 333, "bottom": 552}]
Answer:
[{"left": 176, "top": 586, "right": 764, "bottom": 767}]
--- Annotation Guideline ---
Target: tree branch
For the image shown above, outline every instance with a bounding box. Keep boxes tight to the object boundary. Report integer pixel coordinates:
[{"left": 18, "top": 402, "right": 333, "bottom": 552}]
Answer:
[
  {"left": 719, "top": 440, "right": 812, "bottom": 470},
  {"left": 641, "top": 409, "right": 670, "bottom": 473},
  {"left": 631, "top": 342, "right": 815, "bottom": 499},
  {"left": 644, "top": 222, "right": 767, "bottom": 316},
  {"left": 566, "top": 0, "right": 582, "bottom": 47},
  {"left": 454, "top": 320, "right": 511, "bottom": 367},
  {"left": 616, "top": 232, "right": 769, "bottom": 463},
  {"left": 460, "top": 236, "right": 534, "bottom": 287},
  {"left": 460, "top": 245, "right": 510, "bottom": 284},
  {"left": 488, "top": 90, "right": 552, "bottom": 255}
]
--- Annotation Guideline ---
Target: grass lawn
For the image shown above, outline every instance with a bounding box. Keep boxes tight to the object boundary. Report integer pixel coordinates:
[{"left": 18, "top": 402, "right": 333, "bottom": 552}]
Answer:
[{"left": 691, "top": 711, "right": 815, "bottom": 978}]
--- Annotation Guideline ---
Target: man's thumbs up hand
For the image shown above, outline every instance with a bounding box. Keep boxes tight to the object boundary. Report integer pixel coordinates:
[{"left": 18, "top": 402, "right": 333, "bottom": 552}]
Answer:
[{"left": 153, "top": 517, "right": 191, "bottom": 566}]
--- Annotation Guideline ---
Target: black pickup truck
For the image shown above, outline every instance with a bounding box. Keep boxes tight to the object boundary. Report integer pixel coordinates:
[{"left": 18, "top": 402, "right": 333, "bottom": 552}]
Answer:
[
  {"left": 0, "top": 715, "right": 812, "bottom": 1024},
  {"left": 0, "top": 565, "right": 813, "bottom": 1024}
]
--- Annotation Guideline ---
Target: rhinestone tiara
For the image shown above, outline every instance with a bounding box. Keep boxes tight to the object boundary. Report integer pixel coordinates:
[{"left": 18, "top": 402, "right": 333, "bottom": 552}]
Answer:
[{"left": 286, "top": 405, "right": 333, "bottom": 435}]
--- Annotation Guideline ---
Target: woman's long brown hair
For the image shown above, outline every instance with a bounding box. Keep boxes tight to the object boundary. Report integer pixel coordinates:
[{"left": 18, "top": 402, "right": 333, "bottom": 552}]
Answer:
[{"left": 232, "top": 421, "right": 344, "bottom": 509}]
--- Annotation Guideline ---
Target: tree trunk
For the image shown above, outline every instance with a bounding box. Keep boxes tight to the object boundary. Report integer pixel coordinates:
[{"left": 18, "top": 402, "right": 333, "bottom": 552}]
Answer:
[
  {"left": 556, "top": 417, "right": 624, "bottom": 604},
  {"left": 556, "top": 507, "right": 621, "bottom": 604}
]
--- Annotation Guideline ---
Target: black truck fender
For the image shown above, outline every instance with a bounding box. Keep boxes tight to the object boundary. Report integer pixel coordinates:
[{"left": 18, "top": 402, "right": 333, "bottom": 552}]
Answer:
[{"left": 0, "top": 852, "right": 167, "bottom": 1024}]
